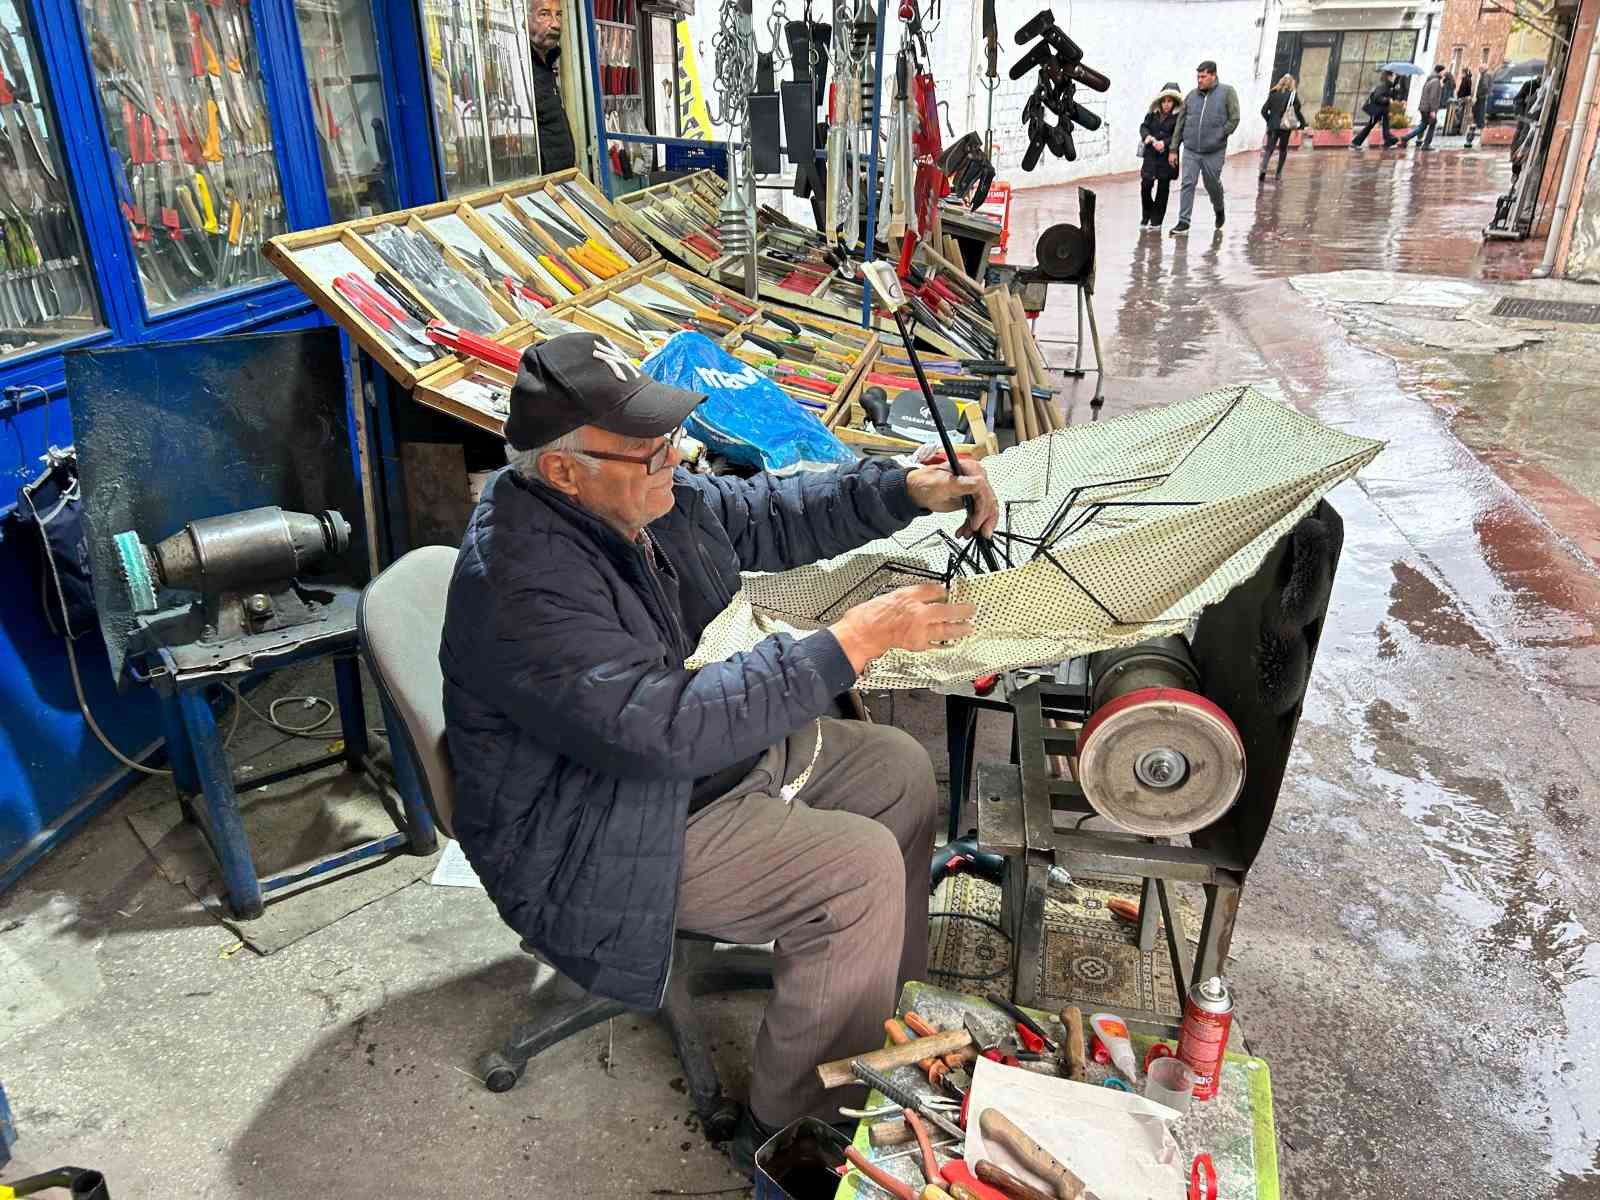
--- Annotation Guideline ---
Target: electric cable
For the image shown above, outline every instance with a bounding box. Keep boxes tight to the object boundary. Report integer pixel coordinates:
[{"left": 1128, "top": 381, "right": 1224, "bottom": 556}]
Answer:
[
  {"left": 23, "top": 479, "right": 171, "bottom": 777},
  {"left": 225, "top": 683, "right": 336, "bottom": 738}
]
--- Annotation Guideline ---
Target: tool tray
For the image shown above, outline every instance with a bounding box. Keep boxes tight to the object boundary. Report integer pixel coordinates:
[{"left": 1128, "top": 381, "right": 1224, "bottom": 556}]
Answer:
[{"left": 267, "top": 170, "right": 880, "bottom": 439}]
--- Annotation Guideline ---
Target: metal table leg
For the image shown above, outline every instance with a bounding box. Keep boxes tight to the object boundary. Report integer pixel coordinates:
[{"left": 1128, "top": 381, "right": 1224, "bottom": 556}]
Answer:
[
  {"left": 332, "top": 654, "right": 369, "bottom": 767},
  {"left": 945, "top": 693, "right": 980, "bottom": 844},
  {"left": 178, "top": 686, "right": 263, "bottom": 919},
  {"left": 157, "top": 690, "right": 200, "bottom": 800},
  {"left": 1193, "top": 882, "right": 1242, "bottom": 988},
  {"left": 1137, "top": 876, "right": 1160, "bottom": 953}
]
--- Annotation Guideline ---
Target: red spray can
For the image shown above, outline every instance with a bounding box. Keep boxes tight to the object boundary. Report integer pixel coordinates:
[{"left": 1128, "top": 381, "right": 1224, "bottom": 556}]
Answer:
[{"left": 1177, "top": 975, "right": 1233, "bottom": 1101}]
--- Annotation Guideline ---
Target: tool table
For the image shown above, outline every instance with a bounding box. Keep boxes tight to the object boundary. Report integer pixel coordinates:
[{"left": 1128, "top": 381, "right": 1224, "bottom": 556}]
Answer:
[{"left": 832, "top": 981, "right": 1279, "bottom": 1200}]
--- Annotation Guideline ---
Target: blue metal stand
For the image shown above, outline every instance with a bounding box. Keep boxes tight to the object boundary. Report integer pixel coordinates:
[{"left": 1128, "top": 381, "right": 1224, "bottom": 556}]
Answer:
[{"left": 158, "top": 641, "right": 435, "bottom": 920}]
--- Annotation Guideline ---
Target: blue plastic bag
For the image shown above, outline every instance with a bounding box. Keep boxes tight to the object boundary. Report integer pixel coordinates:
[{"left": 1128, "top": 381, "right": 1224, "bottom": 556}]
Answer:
[{"left": 640, "top": 331, "right": 855, "bottom": 474}]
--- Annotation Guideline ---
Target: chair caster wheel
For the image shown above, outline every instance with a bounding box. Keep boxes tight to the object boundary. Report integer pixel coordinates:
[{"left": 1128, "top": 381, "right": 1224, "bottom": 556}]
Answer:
[
  {"left": 703, "top": 1102, "right": 740, "bottom": 1142},
  {"left": 479, "top": 1051, "right": 524, "bottom": 1093}
]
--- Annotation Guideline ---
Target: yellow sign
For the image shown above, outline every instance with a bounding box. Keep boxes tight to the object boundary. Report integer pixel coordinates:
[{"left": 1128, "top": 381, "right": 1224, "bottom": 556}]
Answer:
[{"left": 675, "top": 21, "right": 714, "bottom": 140}]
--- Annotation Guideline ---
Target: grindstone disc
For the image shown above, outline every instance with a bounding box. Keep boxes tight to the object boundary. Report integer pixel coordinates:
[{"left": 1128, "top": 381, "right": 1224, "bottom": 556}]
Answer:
[
  {"left": 1076, "top": 687, "right": 1245, "bottom": 836},
  {"left": 1035, "top": 223, "right": 1092, "bottom": 281}
]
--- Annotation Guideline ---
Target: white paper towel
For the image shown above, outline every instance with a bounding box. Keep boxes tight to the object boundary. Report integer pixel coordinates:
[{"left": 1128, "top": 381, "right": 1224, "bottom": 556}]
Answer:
[{"left": 962, "top": 1057, "right": 1186, "bottom": 1200}]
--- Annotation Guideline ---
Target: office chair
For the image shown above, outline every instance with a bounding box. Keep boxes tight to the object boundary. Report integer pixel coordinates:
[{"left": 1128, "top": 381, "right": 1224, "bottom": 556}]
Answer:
[{"left": 357, "top": 545, "right": 772, "bottom": 1138}]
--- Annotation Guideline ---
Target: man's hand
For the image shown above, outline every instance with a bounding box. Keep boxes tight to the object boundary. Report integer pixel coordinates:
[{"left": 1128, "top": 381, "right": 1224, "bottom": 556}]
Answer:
[
  {"left": 1168, "top": 152, "right": 1178, "bottom": 167},
  {"left": 1152, "top": 139, "right": 1165, "bottom": 152},
  {"left": 907, "top": 455, "right": 999, "bottom": 538},
  {"left": 830, "top": 583, "right": 979, "bottom": 674}
]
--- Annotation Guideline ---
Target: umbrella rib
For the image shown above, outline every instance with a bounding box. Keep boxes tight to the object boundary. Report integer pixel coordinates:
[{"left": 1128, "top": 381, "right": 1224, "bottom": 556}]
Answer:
[
  {"left": 1166, "top": 386, "right": 1250, "bottom": 477},
  {"left": 1038, "top": 547, "right": 1126, "bottom": 625}
]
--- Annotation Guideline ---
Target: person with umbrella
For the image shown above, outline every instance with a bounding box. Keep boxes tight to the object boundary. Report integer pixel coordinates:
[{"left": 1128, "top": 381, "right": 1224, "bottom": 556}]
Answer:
[
  {"left": 1452, "top": 67, "right": 1474, "bottom": 135},
  {"left": 1351, "top": 63, "right": 1417, "bottom": 149}
]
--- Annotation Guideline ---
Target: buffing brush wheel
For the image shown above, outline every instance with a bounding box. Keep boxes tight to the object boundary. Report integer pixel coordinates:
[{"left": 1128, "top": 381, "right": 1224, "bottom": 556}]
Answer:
[{"left": 1075, "top": 687, "right": 1245, "bottom": 836}]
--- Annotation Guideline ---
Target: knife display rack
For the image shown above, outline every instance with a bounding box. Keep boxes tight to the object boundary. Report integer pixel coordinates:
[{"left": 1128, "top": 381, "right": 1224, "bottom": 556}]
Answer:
[
  {"left": 617, "top": 170, "right": 1019, "bottom": 369},
  {"left": 267, "top": 168, "right": 880, "bottom": 443}
]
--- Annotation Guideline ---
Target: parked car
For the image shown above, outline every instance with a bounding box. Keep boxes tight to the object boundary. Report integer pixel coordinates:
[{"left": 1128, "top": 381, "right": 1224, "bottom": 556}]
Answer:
[{"left": 1487, "top": 59, "right": 1546, "bottom": 119}]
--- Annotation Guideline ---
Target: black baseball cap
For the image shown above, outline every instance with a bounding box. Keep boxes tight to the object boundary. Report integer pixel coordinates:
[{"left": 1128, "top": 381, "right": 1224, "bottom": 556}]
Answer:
[{"left": 503, "top": 332, "right": 703, "bottom": 451}]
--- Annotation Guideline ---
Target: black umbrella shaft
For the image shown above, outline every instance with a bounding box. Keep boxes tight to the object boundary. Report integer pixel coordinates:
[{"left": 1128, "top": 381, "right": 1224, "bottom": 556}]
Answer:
[{"left": 891, "top": 307, "right": 1002, "bottom": 573}]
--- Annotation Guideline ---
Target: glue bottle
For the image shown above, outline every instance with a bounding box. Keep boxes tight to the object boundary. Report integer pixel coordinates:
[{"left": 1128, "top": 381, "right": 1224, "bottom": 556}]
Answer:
[{"left": 1089, "top": 1012, "right": 1139, "bottom": 1082}]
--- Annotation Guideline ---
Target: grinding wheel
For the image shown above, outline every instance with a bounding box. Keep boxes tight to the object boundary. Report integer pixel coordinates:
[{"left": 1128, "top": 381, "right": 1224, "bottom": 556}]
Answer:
[
  {"left": 1076, "top": 687, "right": 1245, "bottom": 836},
  {"left": 113, "top": 530, "right": 158, "bottom": 614},
  {"left": 1035, "top": 223, "right": 1092, "bottom": 282}
]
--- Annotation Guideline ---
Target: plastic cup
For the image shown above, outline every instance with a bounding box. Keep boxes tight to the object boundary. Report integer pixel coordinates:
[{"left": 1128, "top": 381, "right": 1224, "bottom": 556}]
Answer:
[{"left": 1144, "top": 1054, "right": 1196, "bottom": 1113}]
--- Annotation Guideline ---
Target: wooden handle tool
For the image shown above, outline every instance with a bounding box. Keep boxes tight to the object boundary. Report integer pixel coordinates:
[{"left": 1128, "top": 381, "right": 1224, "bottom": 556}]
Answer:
[
  {"left": 974, "top": 1160, "right": 1056, "bottom": 1200},
  {"left": 845, "top": 1145, "right": 917, "bottom": 1200},
  {"left": 904, "top": 1011, "right": 975, "bottom": 1070},
  {"left": 885, "top": 1017, "right": 948, "bottom": 1085},
  {"left": 817, "top": 1029, "right": 972, "bottom": 1089},
  {"left": 978, "top": 1109, "right": 1095, "bottom": 1200},
  {"left": 1061, "top": 1006, "right": 1087, "bottom": 1082}
]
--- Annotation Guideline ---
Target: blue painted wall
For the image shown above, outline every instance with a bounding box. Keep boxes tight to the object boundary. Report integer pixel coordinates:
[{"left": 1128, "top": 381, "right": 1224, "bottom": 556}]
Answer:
[{"left": 0, "top": 0, "right": 436, "bottom": 890}]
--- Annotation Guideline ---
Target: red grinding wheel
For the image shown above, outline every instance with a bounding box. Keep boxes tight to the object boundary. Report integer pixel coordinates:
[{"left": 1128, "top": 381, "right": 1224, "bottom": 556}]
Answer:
[{"left": 1076, "top": 687, "right": 1246, "bottom": 836}]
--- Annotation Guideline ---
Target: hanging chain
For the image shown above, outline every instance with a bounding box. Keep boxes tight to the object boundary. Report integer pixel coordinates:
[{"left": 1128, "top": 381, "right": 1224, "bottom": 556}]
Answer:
[{"left": 707, "top": 0, "right": 755, "bottom": 129}]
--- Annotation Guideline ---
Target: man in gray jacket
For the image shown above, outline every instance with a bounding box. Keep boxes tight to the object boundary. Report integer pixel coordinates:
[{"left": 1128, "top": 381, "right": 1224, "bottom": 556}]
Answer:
[
  {"left": 1168, "top": 59, "right": 1240, "bottom": 235},
  {"left": 1402, "top": 65, "right": 1446, "bottom": 151}
]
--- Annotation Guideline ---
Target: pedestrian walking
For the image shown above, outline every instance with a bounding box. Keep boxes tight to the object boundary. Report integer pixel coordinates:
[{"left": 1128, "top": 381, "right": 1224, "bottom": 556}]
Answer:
[
  {"left": 1451, "top": 68, "right": 1473, "bottom": 134},
  {"left": 1139, "top": 82, "right": 1183, "bottom": 229},
  {"left": 1350, "top": 71, "right": 1401, "bottom": 149},
  {"left": 1168, "top": 59, "right": 1239, "bottom": 236},
  {"left": 1465, "top": 69, "right": 1490, "bottom": 147},
  {"left": 1259, "top": 74, "right": 1306, "bottom": 182},
  {"left": 1401, "top": 65, "right": 1446, "bottom": 150}
]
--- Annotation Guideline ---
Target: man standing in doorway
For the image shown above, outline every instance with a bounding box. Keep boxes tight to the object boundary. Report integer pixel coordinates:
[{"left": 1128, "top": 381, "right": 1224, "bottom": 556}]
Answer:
[
  {"left": 1402, "top": 65, "right": 1446, "bottom": 151},
  {"left": 528, "top": 0, "right": 577, "bottom": 173},
  {"left": 1169, "top": 60, "right": 1239, "bottom": 236}
]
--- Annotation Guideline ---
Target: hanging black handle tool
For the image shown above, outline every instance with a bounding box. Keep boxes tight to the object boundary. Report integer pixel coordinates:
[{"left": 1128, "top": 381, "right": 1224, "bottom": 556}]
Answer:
[{"left": 860, "top": 261, "right": 1002, "bottom": 573}]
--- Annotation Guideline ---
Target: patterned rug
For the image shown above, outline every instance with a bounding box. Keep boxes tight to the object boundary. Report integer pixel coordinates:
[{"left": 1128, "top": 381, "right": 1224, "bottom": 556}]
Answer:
[{"left": 928, "top": 872, "right": 1201, "bottom": 1019}]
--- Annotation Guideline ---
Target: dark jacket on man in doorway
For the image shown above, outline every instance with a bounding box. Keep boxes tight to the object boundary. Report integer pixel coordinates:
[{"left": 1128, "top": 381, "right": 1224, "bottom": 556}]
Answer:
[{"left": 531, "top": 45, "right": 577, "bottom": 173}]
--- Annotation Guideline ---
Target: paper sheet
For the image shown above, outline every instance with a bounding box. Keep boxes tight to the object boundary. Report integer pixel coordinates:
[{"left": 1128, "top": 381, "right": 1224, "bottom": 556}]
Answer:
[
  {"left": 428, "top": 839, "right": 484, "bottom": 888},
  {"left": 962, "top": 1058, "right": 1185, "bottom": 1200}
]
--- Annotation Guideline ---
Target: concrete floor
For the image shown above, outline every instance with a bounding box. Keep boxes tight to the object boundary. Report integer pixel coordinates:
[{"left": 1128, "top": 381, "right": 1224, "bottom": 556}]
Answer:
[{"left": 5, "top": 144, "right": 1600, "bottom": 1198}]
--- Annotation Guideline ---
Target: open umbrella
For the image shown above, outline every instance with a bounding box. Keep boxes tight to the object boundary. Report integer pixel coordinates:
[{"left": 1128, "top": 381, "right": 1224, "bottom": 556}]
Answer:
[
  {"left": 1380, "top": 62, "right": 1424, "bottom": 76},
  {"left": 692, "top": 386, "right": 1384, "bottom": 688}
]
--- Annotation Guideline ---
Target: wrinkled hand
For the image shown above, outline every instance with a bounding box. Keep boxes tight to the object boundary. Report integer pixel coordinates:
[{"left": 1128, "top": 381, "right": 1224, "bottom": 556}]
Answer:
[
  {"left": 907, "top": 455, "right": 1000, "bottom": 538},
  {"left": 831, "top": 583, "right": 979, "bottom": 674}
]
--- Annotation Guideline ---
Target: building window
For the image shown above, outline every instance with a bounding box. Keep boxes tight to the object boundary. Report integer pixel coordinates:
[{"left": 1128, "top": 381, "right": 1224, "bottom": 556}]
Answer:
[
  {"left": 424, "top": 1, "right": 544, "bottom": 197},
  {"left": 0, "top": 1, "right": 102, "bottom": 360},
  {"left": 75, "top": 0, "right": 290, "bottom": 313},
  {"left": 294, "top": 0, "right": 400, "bottom": 222},
  {"left": 1333, "top": 29, "right": 1422, "bottom": 116}
]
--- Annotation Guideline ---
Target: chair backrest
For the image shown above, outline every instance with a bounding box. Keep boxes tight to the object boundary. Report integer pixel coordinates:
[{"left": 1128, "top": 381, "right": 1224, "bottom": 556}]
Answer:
[{"left": 356, "top": 545, "right": 460, "bottom": 839}]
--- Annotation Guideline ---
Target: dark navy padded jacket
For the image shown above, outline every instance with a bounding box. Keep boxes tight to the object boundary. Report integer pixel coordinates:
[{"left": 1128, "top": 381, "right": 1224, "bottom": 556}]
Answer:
[{"left": 440, "top": 459, "right": 922, "bottom": 1009}]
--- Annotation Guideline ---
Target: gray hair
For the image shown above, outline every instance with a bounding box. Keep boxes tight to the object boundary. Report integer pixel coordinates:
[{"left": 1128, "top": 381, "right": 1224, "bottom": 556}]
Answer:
[{"left": 506, "top": 430, "right": 598, "bottom": 485}]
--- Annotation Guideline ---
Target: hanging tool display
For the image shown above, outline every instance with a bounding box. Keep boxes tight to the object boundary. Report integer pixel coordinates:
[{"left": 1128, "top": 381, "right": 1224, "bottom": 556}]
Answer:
[
  {"left": 423, "top": 1, "right": 541, "bottom": 193},
  {"left": 1010, "top": 9, "right": 1108, "bottom": 170},
  {"left": 0, "top": 17, "right": 94, "bottom": 355},
  {"left": 709, "top": 0, "right": 757, "bottom": 265},
  {"left": 594, "top": 0, "right": 647, "bottom": 179},
  {"left": 296, "top": 0, "right": 392, "bottom": 221},
  {"left": 822, "top": 0, "right": 870, "bottom": 250},
  {"left": 79, "top": 0, "right": 286, "bottom": 309}
]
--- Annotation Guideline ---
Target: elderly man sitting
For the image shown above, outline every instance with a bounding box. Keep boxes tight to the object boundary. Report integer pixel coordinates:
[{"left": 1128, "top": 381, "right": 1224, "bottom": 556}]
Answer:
[{"left": 441, "top": 334, "right": 998, "bottom": 1169}]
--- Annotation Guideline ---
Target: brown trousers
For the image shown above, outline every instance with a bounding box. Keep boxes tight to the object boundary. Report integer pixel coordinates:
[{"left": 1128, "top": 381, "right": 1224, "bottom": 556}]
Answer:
[{"left": 677, "top": 717, "right": 937, "bottom": 1127}]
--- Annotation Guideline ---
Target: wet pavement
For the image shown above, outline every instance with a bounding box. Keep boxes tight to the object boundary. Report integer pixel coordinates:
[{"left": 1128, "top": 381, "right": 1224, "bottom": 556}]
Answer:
[{"left": 1003, "top": 146, "right": 1600, "bottom": 1197}]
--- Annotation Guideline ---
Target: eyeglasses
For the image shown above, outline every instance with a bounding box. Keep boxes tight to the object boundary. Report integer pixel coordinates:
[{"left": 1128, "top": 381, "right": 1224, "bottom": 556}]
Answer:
[{"left": 573, "top": 427, "right": 683, "bottom": 475}]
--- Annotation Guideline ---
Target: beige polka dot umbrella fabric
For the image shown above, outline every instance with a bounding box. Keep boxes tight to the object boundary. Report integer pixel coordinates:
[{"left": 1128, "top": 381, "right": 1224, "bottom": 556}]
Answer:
[{"left": 692, "top": 387, "right": 1384, "bottom": 689}]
